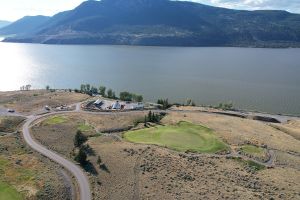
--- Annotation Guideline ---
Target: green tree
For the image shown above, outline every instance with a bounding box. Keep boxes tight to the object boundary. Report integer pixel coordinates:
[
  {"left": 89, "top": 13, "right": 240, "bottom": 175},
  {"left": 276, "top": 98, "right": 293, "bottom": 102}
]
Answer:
[
  {"left": 120, "top": 91, "right": 132, "bottom": 101},
  {"left": 90, "top": 86, "right": 98, "bottom": 94},
  {"left": 46, "top": 85, "right": 50, "bottom": 90},
  {"left": 99, "top": 86, "right": 106, "bottom": 97},
  {"left": 148, "top": 111, "right": 152, "bottom": 122},
  {"left": 112, "top": 92, "right": 116, "bottom": 99},
  {"left": 80, "top": 84, "right": 86, "bottom": 93},
  {"left": 144, "top": 116, "right": 147, "bottom": 126},
  {"left": 74, "top": 130, "right": 88, "bottom": 147},
  {"left": 132, "top": 94, "right": 143, "bottom": 102},
  {"left": 107, "top": 89, "right": 113, "bottom": 98},
  {"left": 86, "top": 84, "right": 91, "bottom": 92},
  {"left": 74, "top": 146, "right": 87, "bottom": 166},
  {"left": 157, "top": 99, "right": 171, "bottom": 110}
]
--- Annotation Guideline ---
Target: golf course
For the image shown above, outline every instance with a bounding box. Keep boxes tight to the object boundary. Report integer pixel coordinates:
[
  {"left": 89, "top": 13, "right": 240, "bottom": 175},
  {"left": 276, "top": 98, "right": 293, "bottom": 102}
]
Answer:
[
  {"left": 0, "top": 182, "right": 22, "bottom": 200},
  {"left": 124, "top": 121, "right": 228, "bottom": 153}
]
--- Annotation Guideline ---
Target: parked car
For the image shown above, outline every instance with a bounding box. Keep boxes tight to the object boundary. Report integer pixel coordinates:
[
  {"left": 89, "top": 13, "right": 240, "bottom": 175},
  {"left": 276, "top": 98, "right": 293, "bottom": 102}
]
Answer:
[
  {"left": 7, "top": 109, "right": 15, "bottom": 113},
  {"left": 45, "top": 105, "right": 50, "bottom": 111}
]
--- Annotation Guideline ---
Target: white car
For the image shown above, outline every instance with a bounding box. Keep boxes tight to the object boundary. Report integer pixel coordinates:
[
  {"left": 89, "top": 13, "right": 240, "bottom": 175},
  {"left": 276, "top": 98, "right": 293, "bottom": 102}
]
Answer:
[{"left": 45, "top": 105, "right": 50, "bottom": 111}]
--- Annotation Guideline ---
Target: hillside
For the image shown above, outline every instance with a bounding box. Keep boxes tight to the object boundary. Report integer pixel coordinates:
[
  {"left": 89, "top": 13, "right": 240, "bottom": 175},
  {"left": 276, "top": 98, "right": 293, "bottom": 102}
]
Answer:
[
  {"left": 2, "top": 0, "right": 300, "bottom": 47},
  {"left": 0, "top": 20, "right": 11, "bottom": 29},
  {"left": 0, "top": 15, "right": 50, "bottom": 36}
]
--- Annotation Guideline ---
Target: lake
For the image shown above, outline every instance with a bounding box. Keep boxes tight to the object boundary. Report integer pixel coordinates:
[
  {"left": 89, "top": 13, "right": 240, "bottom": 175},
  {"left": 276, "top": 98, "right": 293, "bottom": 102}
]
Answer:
[{"left": 0, "top": 42, "right": 299, "bottom": 115}]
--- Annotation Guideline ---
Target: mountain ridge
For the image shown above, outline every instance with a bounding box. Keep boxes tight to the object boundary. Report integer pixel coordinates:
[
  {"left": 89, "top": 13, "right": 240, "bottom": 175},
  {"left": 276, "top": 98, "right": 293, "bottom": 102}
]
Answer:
[
  {"left": 0, "top": 20, "right": 11, "bottom": 29},
  {"left": 0, "top": 16, "right": 50, "bottom": 36},
  {"left": 1, "top": 0, "right": 300, "bottom": 47}
]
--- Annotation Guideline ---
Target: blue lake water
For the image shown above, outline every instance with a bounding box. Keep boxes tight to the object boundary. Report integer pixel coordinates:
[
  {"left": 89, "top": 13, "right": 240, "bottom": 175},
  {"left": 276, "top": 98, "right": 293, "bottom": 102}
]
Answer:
[{"left": 0, "top": 42, "right": 299, "bottom": 115}]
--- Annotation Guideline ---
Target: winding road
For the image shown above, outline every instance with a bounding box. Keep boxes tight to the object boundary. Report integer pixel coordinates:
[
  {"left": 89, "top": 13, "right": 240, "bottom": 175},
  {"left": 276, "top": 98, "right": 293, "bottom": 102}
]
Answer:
[
  {"left": 22, "top": 114, "right": 91, "bottom": 200},
  {"left": 18, "top": 103, "right": 153, "bottom": 200}
]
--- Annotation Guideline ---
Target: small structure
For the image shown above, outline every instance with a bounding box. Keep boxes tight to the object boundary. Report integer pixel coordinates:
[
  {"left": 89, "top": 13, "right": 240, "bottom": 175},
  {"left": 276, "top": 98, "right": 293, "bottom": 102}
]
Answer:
[
  {"left": 112, "top": 101, "right": 121, "bottom": 110},
  {"left": 94, "top": 99, "right": 103, "bottom": 108},
  {"left": 131, "top": 102, "right": 144, "bottom": 110}
]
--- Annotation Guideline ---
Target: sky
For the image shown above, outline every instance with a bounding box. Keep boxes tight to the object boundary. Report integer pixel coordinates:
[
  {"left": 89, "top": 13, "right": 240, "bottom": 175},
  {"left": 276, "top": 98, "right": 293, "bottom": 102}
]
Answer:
[{"left": 0, "top": 0, "right": 299, "bottom": 21}]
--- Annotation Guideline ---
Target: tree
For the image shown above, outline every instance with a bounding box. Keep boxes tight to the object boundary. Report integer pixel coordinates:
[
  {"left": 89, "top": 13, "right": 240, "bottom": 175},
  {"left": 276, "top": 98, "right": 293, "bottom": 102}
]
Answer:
[
  {"left": 99, "top": 86, "right": 106, "bottom": 97},
  {"left": 107, "top": 89, "right": 113, "bottom": 98},
  {"left": 25, "top": 84, "right": 32, "bottom": 91},
  {"left": 120, "top": 91, "right": 132, "bottom": 101},
  {"left": 148, "top": 111, "right": 152, "bottom": 122},
  {"left": 74, "top": 146, "right": 87, "bottom": 166},
  {"left": 46, "top": 85, "right": 50, "bottom": 90},
  {"left": 90, "top": 86, "right": 98, "bottom": 94},
  {"left": 97, "top": 156, "right": 102, "bottom": 165},
  {"left": 74, "top": 130, "right": 88, "bottom": 147},
  {"left": 112, "top": 92, "right": 116, "bottom": 99},
  {"left": 80, "top": 84, "right": 86, "bottom": 93},
  {"left": 144, "top": 116, "right": 147, "bottom": 126},
  {"left": 152, "top": 112, "right": 156, "bottom": 122},
  {"left": 134, "top": 95, "right": 143, "bottom": 102},
  {"left": 157, "top": 99, "right": 171, "bottom": 110},
  {"left": 86, "top": 84, "right": 91, "bottom": 92}
]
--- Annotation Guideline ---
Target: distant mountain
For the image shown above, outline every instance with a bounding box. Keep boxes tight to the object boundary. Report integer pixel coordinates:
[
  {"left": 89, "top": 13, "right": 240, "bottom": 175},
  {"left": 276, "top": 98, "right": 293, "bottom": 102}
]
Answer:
[
  {"left": 0, "top": 16, "right": 50, "bottom": 36},
  {"left": 2, "top": 0, "right": 300, "bottom": 47},
  {"left": 0, "top": 20, "right": 11, "bottom": 29}
]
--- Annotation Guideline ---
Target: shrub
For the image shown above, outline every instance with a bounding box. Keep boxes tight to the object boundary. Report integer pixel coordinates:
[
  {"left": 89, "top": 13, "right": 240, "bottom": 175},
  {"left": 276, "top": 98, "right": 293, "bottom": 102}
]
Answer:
[
  {"left": 74, "top": 130, "right": 88, "bottom": 147},
  {"left": 74, "top": 146, "right": 87, "bottom": 166},
  {"left": 157, "top": 99, "right": 171, "bottom": 109}
]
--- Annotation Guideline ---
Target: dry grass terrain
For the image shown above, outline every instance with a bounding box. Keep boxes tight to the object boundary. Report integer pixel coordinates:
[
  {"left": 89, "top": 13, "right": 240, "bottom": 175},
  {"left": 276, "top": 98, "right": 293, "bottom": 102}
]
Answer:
[
  {"left": 0, "top": 90, "right": 89, "bottom": 114},
  {"left": 30, "top": 112, "right": 146, "bottom": 158},
  {"left": 0, "top": 116, "right": 26, "bottom": 133},
  {"left": 30, "top": 110, "right": 300, "bottom": 200},
  {"left": 269, "top": 119, "right": 300, "bottom": 141},
  {"left": 88, "top": 136, "right": 300, "bottom": 200},
  {"left": 0, "top": 133, "right": 73, "bottom": 200}
]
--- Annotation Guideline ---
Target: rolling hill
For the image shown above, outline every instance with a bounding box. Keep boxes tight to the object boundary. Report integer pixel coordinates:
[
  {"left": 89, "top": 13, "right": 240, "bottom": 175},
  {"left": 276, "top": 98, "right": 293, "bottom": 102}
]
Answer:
[{"left": 1, "top": 0, "right": 300, "bottom": 47}]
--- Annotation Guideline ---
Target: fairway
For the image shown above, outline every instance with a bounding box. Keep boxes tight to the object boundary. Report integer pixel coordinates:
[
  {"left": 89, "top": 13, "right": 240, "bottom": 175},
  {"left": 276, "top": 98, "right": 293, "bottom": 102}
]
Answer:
[
  {"left": 0, "top": 182, "right": 22, "bottom": 200},
  {"left": 124, "top": 121, "right": 228, "bottom": 153}
]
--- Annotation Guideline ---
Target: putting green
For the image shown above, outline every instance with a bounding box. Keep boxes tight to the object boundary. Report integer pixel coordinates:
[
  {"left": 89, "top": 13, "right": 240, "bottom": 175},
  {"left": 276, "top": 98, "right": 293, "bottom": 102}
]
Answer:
[
  {"left": 44, "top": 116, "right": 68, "bottom": 125},
  {"left": 0, "top": 182, "right": 22, "bottom": 200},
  {"left": 124, "top": 121, "right": 228, "bottom": 153}
]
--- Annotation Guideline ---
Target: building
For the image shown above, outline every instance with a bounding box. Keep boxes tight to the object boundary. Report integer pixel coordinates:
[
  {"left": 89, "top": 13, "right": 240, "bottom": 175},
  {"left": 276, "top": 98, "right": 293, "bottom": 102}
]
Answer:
[{"left": 112, "top": 101, "right": 121, "bottom": 110}]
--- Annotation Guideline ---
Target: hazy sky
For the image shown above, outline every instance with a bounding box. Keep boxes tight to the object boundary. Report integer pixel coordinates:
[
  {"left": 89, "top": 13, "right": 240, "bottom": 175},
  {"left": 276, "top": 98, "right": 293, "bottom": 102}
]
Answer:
[{"left": 1, "top": 0, "right": 299, "bottom": 21}]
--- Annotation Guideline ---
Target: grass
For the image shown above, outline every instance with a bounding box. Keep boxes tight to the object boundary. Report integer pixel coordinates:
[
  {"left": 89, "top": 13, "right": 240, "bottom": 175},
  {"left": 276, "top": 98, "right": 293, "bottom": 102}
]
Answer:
[
  {"left": 77, "top": 123, "right": 93, "bottom": 132},
  {"left": 245, "top": 160, "right": 266, "bottom": 171},
  {"left": 0, "top": 181, "right": 22, "bottom": 200},
  {"left": 0, "top": 156, "right": 36, "bottom": 190},
  {"left": 44, "top": 116, "right": 68, "bottom": 125},
  {"left": 241, "top": 145, "right": 265, "bottom": 157},
  {"left": 124, "top": 121, "right": 228, "bottom": 153},
  {"left": 232, "top": 157, "right": 266, "bottom": 171}
]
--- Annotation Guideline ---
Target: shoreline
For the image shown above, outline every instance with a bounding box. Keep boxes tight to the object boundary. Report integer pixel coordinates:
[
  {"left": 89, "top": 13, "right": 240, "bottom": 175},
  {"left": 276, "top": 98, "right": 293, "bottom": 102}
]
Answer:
[{"left": 1, "top": 89, "right": 299, "bottom": 120}]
